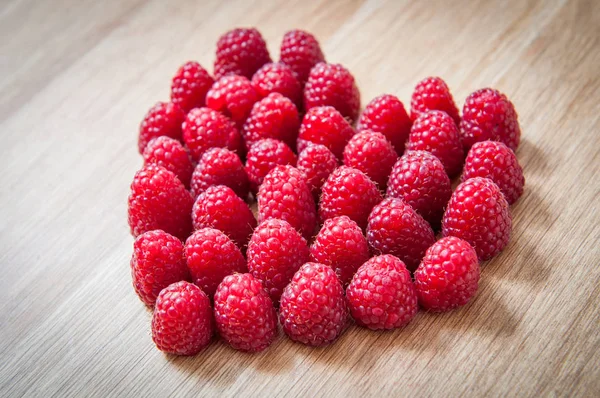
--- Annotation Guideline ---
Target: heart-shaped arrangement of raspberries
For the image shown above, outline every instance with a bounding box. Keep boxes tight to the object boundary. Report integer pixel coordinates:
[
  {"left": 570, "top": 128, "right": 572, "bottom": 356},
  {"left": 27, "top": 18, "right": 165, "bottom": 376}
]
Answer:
[{"left": 128, "top": 27, "right": 525, "bottom": 355}]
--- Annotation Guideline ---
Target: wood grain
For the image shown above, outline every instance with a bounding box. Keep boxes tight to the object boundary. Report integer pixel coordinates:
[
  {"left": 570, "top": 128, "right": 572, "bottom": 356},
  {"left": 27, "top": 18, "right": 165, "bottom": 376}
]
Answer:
[{"left": 1, "top": 0, "right": 599, "bottom": 396}]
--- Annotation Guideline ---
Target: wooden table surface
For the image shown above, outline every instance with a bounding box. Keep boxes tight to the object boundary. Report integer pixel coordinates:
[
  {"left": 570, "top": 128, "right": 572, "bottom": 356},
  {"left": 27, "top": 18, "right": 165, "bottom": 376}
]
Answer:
[{"left": 1, "top": 0, "right": 599, "bottom": 396}]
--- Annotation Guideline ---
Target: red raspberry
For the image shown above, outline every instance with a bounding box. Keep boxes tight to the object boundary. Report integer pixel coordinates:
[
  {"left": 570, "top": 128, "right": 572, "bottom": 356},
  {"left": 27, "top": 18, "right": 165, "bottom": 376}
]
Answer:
[
  {"left": 366, "top": 198, "right": 435, "bottom": 271},
  {"left": 214, "top": 273, "right": 277, "bottom": 352},
  {"left": 407, "top": 110, "right": 464, "bottom": 177},
  {"left": 190, "top": 147, "right": 249, "bottom": 199},
  {"left": 280, "top": 30, "right": 325, "bottom": 85},
  {"left": 143, "top": 136, "right": 193, "bottom": 188},
  {"left": 279, "top": 262, "right": 347, "bottom": 346},
  {"left": 442, "top": 177, "right": 512, "bottom": 261},
  {"left": 357, "top": 94, "right": 411, "bottom": 155},
  {"left": 242, "top": 93, "right": 300, "bottom": 151},
  {"left": 182, "top": 107, "right": 239, "bottom": 161},
  {"left": 192, "top": 185, "right": 257, "bottom": 251},
  {"left": 131, "top": 230, "right": 190, "bottom": 307},
  {"left": 386, "top": 151, "right": 452, "bottom": 228},
  {"left": 414, "top": 237, "right": 480, "bottom": 312},
  {"left": 214, "top": 28, "right": 271, "bottom": 79},
  {"left": 257, "top": 165, "right": 316, "bottom": 241},
  {"left": 309, "top": 216, "right": 369, "bottom": 285},
  {"left": 128, "top": 165, "right": 193, "bottom": 240},
  {"left": 462, "top": 141, "right": 525, "bottom": 204},
  {"left": 251, "top": 63, "right": 302, "bottom": 109},
  {"left": 346, "top": 254, "right": 417, "bottom": 330},
  {"left": 296, "top": 144, "right": 339, "bottom": 198},
  {"left": 297, "top": 106, "right": 355, "bottom": 160},
  {"left": 304, "top": 63, "right": 360, "bottom": 123},
  {"left": 247, "top": 219, "right": 310, "bottom": 304},
  {"left": 170, "top": 61, "right": 214, "bottom": 113},
  {"left": 410, "top": 77, "right": 460, "bottom": 125},
  {"left": 151, "top": 281, "right": 213, "bottom": 355},
  {"left": 343, "top": 130, "right": 398, "bottom": 190},
  {"left": 319, "top": 166, "right": 383, "bottom": 230},
  {"left": 460, "top": 88, "right": 521, "bottom": 151},
  {"left": 184, "top": 228, "right": 247, "bottom": 297},
  {"left": 245, "top": 139, "right": 297, "bottom": 193},
  {"left": 206, "top": 75, "right": 260, "bottom": 128},
  {"left": 138, "top": 102, "right": 185, "bottom": 154}
]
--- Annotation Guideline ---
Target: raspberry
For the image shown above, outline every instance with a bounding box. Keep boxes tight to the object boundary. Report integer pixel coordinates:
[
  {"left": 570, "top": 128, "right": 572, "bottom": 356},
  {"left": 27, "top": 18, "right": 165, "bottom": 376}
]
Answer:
[
  {"left": 247, "top": 219, "right": 310, "bottom": 304},
  {"left": 297, "top": 106, "right": 355, "bottom": 160},
  {"left": 182, "top": 107, "right": 239, "bottom": 161},
  {"left": 242, "top": 93, "right": 300, "bottom": 151},
  {"left": 280, "top": 30, "right": 325, "bottom": 85},
  {"left": 128, "top": 164, "right": 193, "bottom": 240},
  {"left": 151, "top": 281, "right": 213, "bottom": 355},
  {"left": 414, "top": 237, "right": 480, "bottom": 312},
  {"left": 279, "top": 262, "right": 347, "bottom": 346},
  {"left": 410, "top": 77, "right": 460, "bottom": 125},
  {"left": 251, "top": 63, "right": 302, "bottom": 109},
  {"left": 357, "top": 94, "right": 411, "bottom": 155},
  {"left": 138, "top": 102, "right": 185, "bottom": 154},
  {"left": 245, "top": 139, "right": 297, "bottom": 193},
  {"left": 343, "top": 130, "right": 398, "bottom": 190},
  {"left": 304, "top": 63, "right": 360, "bottom": 123},
  {"left": 346, "top": 255, "right": 417, "bottom": 330},
  {"left": 206, "top": 75, "right": 260, "bottom": 128},
  {"left": 296, "top": 144, "right": 339, "bottom": 198},
  {"left": 319, "top": 166, "right": 383, "bottom": 230},
  {"left": 460, "top": 88, "right": 521, "bottom": 151},
  {"left": 214, "top": 273, "right": 277, "bottom": 352},
  {"left": 192, "top": 185, "right": 256, "bottom": 251},
  {"left": 257, "top": 165, "right": 317, "bottom": 241},
  {"left": 407, "top": 110, "right": 464, "bottom": 177},
  {"left": 442, "top": 177, "right": 512, "bottom": 261},
  {"left": 190, "top": 147, "right": 249, "bottom": 199},
  {"left": 366, "top": 198, "right": 435, "bottom": 271},
  {"left": 131, "top": 230, "right": 190, "bottom": 307},
  {"left": 462, "top": 141, "right": 525, "bottom": 204},
  {"left": 214, "top": 28, "right": 271, "bottom": 79},
  {"left": 143, "top": 136, "right": 193, "bottom": 188},
  {"left": 170, "top": 61, "right": 214, "bottom": 113},
  {"left": 309, "top": 216, "right": 369, "bottom": 285},
  {"left": 184, "top": 228, "right": 247, "bottom": 297},
  {"left": 386, "top": 151, "right": 452, "bottom": 228}
]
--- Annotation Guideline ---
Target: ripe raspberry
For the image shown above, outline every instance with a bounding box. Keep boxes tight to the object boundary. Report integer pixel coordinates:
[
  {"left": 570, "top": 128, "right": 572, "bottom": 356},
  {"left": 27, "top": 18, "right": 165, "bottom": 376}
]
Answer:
[
  {"left": 309, "top": 216, "right": 369, "bottom": 285},
  {"left": 357, "top": 94, "right": 411, "bottom": 155},
  {"left": 170, "top": 61, "right": 214, "bottom": 113},
  {"left": 131, "top": 230, "right": 190, "bottom": 307},
  {"left": 280, "top": 30, "right": 325, "bottom": 85},
  {"left": 214, "top": 28, "right": 271, "bottom": 79},
  {"left": 296, "top": 144, "right": 339, "bottom": 198},
  {"left": 192, "top": 185, "right": 256, "bottom": 251},
  {"left": 206, "top": 75, "right": 260, "bottom": 128},
  {"left": 128, "top": 165, "right": 193, "bottom": 240},
  {"left": 386, "top": 151, "right": 452, "bottom": 228},
  {"left": 247, "top": 219, "right": 310, "bottom": 304},
  {"left": 151, "top": 281, "right": 213, "bottom": 355},
  {"left": 138, "top": 102, "right": 185, "bottom": 154},
  {"left": 297, "top": 106, "right": 355, "bottom": 160},
  {"left": 190, "top": 147, "right": 249, "bottom": 199},
  {"left": 343, "top": 130, "right": 397, "bottom": 190},
  {"left": 442, "top": 177, "right": 512, "bottom": 260},
  {"left": 182, "top": 107, "right": 239, "bottom": 161},
  {"left": 251, "top": 63, "right": 302, "bottom": 109},
  {"left": 245, "top": 139, "right": 297, "bottom": 193},
  {"left": 184, "top": 228, "right": 247, "bottom": 297},
  {"left": 242, "top": 93, "right": 300, "bottom": 151},
  {"left": 143, "top": 136, "right": 193, "bottom": 188},
  {"left": 304, "top": 63, "right": 360, "bottom": 123},
  {"left": 257, "top": 165, "right": 316, "bottom": 241},
  {"left": 407, "top": 110, "right": 464, "bottom": 177},
  {"left": 460, "top": 88, "right": 521, "bottom": 151},
  {"left": 410, "top": 77, "right": 460, "bottom": 125},
  {"left": 280, "top": 262, "right": 347, "bottom": 346},
  {"left": 366, "top": 198, "right": 435, "bottom": 271},
  {"left": 346, "top": 255, "right": 417, "bottom": 330},
  {"left": 214, "top": 273, "right": 277, "bottom": 352},
  {"left": 319, "top": 166, "right": 383, "bottom": 230},
  {"left": 462, "top": 141, "right": 525, "bottom": 204}
]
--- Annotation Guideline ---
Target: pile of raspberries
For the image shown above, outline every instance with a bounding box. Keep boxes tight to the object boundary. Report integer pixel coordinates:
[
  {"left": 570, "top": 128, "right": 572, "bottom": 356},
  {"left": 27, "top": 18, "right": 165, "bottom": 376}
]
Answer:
[{"left": 128, "top": 28, "right": 524, "bottom": 355}]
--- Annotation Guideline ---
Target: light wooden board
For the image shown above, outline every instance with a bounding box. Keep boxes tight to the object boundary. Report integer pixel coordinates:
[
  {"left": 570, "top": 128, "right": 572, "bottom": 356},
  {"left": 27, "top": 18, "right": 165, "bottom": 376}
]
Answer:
[{"left": 1, "top": 0, "right": 599, "bottom": 396}]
